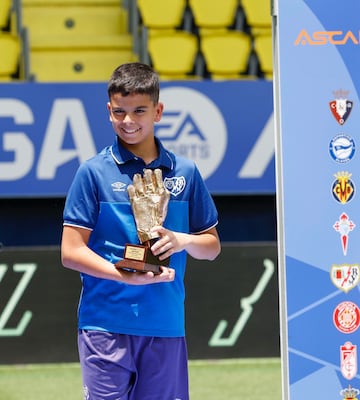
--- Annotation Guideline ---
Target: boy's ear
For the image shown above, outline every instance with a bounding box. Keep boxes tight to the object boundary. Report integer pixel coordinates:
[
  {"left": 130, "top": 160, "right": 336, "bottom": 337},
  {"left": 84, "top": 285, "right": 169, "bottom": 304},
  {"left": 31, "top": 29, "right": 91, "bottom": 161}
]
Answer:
[
  {"left": 154, "top": 102, "right": 164, "bottom": 122},
  {"left": 107, "top": 102, "right": 113, "bottom": 122}
]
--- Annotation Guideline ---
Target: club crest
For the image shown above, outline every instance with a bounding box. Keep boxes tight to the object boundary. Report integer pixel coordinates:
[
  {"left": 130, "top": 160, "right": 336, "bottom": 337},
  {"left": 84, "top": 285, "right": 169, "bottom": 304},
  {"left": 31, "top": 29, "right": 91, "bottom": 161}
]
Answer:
[
  {"left": 330, "top": 90, "right": 353, "bottom": 125},
  {"left": 340, "top": 341, "right": 357, "bottom": 380},
  {"left": 340, "top": 385, "right": 360, "bottom": 399},
  {"left": 333, "top": 213, "right": 356, "bottom": 256},
  {"left": 332, "top": 171, "right": 355, "bottom": 204},
  {"left": 331, "top": 264, "right": 360, "bottom": 293},
  {"left": 329, "top": 134, "right": 355, "bottom": 163},
  {"left": 333, "top": 301, "right": 360, "bottom": 334},
  {"left": 164, "top": 176, "right": 186, "bottom": 197}
]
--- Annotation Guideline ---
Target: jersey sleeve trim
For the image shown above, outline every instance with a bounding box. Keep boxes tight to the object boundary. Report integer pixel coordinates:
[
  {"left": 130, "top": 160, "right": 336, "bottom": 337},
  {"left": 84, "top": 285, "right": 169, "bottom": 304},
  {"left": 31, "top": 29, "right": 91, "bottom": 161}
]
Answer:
[
  {"left": 190, "top": 221, "right": 218, "bottom": 235},
  {"left": 63, "top": 222, "right": 93, "bottom": 231}
]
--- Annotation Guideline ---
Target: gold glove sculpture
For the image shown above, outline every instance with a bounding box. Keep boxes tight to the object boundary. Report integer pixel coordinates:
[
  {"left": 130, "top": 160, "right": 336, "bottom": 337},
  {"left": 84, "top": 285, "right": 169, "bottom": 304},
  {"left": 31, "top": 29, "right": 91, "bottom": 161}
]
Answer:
[
  {"left": 128, "top": 168, "right": 170, "bottom": 243},
  {"left": 115, "top": 168, "right": 170, "bottom": 274}
]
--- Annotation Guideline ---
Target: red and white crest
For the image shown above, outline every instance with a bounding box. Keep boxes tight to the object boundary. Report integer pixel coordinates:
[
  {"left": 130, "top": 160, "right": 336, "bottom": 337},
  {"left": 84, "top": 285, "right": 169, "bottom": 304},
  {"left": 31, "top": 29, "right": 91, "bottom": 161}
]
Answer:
[
  {"left": 340, "top": 341, "right": 357, "bottom": 380},
  {"left": 329, "top": 90, "right": 353, "bottom": 125},
  {"left": 331, "top": 264, "right": 360, "bottom": 293}
]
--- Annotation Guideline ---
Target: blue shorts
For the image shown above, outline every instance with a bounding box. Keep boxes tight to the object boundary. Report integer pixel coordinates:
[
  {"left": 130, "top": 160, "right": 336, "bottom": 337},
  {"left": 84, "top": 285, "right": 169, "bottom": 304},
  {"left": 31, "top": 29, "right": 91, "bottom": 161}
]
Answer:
[{"left": 78, "top": 330, "right": 189, "bottom": 400}]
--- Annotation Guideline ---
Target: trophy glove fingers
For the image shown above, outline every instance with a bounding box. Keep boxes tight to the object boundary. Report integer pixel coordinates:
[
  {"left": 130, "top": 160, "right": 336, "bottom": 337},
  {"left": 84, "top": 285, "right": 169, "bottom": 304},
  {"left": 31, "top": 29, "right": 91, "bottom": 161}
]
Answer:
[
  {"left": 133, "top": 173, "right": 145, "bottom": 196},
  {"left": 127, "top": 184, "right": 136, "bottom": 200}
]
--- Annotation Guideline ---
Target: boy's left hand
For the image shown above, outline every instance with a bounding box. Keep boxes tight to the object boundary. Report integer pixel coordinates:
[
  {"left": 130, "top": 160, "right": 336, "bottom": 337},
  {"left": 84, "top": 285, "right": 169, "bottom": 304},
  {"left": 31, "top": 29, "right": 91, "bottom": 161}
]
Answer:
[{"left": 150, "top": 226, "right": 187, "bottom": 260}]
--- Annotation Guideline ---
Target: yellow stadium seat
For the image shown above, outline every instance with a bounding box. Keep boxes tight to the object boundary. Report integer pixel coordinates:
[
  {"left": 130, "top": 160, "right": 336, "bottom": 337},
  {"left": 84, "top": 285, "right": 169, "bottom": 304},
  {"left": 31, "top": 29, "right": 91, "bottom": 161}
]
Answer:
[
  {"left": 240, "top": 0, "right": 272, "bottom": 35},
  {"left": 0, "top": 0, "right": 11, "bottom": 29},
  {"left": 29, "top": 34, "right": 133, "bottom": 52},
  {"left": 147, "top": 31, "right": 199, "bottom": 80},
  {"left": 189, "top": 0, "right": 238, "bottom": 31},
  {"left": 200, "top": 31, "right": 252, "bottom": 79},
  {"left": 22, "top": 5, "right": 126, "bottom": 38},
  {"left": 254, "top": 34, "right": 273, "bottom": 79},
  {"left": 22, "top": 0, "right": 120, "bottom": 4},
  {"left": 137, "top": 0, "right": 186, "bottom": 29},
  {"left": 0, "top": 33, "right": 21, "bottom": 80},
  {"left": 30, "top": 49, "right": 138, "bottom": 82}
]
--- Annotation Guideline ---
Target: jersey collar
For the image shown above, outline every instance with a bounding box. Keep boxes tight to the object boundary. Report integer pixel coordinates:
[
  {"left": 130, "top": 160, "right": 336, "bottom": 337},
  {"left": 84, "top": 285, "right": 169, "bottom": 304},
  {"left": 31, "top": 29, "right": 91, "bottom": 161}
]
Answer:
[{"left": 110, "top": 137, "right": 174, "bottom": 171}]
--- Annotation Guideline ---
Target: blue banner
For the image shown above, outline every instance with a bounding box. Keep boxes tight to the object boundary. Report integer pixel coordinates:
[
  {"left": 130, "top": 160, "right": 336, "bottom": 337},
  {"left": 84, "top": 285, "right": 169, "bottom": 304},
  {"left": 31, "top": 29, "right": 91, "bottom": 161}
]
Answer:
[
  {"left": 275, "top": 0, "right": 360, "bottom": 399},
  {"left": 0, "top": 81, "right": 274, "bottom": 197}
]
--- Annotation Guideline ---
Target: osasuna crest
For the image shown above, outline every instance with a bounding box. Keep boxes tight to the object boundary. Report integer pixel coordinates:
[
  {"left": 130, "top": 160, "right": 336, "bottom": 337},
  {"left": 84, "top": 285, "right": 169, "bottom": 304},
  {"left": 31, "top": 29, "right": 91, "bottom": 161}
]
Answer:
[
  {"left": 340, "top": 341, "right": 357, "bottom": 380},
  {"left": 331, "top": 264, "right": 360, "bottom": 293},
  {"left": 164, "top": 176, "right": 186, "bottom": 197},
  {"left": 329, "top": 90, "right": 353, "bottom": 125}
]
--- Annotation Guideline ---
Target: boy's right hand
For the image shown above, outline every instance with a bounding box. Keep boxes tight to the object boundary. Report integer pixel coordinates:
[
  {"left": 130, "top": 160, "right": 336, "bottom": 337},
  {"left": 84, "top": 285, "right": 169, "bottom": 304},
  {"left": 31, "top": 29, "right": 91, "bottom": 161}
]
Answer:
[{"left": 119, "top": 266, "right": 175, "bottom": 285}]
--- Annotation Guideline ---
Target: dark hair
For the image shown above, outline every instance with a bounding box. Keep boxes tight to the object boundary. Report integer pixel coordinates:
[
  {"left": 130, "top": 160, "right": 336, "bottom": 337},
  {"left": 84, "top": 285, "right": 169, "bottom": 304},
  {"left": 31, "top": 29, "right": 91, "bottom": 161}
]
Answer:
[{"left": 107, "top": 62, "right": 160, "bottom": 104}]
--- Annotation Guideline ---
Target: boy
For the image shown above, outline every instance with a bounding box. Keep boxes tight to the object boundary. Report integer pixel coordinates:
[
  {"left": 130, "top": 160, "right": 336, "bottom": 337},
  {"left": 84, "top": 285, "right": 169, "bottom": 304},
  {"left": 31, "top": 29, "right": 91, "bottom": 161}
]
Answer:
[{"left": 61, "top": 62, "right": 221, "bottom": 400}]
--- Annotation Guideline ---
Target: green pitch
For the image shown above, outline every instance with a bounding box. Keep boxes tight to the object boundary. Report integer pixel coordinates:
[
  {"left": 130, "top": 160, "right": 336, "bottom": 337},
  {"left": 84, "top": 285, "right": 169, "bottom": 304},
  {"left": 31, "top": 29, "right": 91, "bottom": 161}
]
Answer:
[{"left": 0, "top": 358, "right": 281, "bottom": 399}]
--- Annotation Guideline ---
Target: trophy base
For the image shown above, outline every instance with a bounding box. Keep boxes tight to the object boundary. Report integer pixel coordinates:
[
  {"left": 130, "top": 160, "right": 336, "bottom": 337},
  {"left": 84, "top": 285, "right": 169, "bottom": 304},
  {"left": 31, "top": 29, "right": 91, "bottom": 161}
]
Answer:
[{"left": 115, "top": 241, "right": 170, "bottom": 275}]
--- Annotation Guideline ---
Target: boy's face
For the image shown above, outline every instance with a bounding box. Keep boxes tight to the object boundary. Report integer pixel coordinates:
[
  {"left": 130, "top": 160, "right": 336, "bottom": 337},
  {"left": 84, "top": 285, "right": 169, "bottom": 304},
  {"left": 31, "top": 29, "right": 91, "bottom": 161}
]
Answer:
[{"left": 107, "top": 92, "right": 163, "bottom": 146}]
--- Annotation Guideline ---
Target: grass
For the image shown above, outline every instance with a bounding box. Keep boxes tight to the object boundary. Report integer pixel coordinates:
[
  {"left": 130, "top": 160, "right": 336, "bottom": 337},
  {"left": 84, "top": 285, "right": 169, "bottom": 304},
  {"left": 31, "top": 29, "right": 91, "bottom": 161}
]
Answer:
[{"left": 0, "top": 358, "right": 282, "bottom": 400}]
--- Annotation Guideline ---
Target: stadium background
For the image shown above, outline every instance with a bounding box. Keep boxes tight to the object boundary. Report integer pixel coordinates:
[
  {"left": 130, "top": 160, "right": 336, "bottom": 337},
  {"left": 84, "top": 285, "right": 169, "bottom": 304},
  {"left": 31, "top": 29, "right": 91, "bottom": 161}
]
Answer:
[{"left": 0, "top": 0, "right": 278, "bottom": 364}]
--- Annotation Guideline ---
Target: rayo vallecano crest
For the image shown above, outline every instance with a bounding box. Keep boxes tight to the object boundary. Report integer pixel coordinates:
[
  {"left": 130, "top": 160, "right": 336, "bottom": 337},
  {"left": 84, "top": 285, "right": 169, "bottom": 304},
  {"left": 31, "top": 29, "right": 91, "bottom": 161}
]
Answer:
[
  {"left": 164, "top": 176, "right": 186, "bottom": 197},
  {"left": 331, "top": 264, "right": 360, "bottom": 293},
  {"left": 329, "top": 89, "right": 353, "bottom": 125}
]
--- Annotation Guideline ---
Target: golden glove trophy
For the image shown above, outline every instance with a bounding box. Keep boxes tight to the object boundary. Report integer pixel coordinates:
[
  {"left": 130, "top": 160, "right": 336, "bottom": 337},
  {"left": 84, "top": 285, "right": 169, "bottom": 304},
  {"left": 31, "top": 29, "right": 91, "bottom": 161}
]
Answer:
[{"left": 115, "top": 168, "right": 170, "bottom": 275}]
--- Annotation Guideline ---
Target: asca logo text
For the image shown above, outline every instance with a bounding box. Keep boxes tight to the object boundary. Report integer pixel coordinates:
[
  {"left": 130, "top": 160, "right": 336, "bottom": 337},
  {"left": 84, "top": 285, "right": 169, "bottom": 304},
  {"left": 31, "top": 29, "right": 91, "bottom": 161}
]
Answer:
[{"left": 295, "top": 29, "right": 360, "bottom": 46}]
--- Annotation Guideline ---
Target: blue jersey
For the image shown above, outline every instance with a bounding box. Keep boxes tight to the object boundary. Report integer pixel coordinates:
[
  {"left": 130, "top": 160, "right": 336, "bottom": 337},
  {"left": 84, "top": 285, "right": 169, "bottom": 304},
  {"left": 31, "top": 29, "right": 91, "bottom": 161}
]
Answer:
[{"left": 63, "top": 137, "right": 218, "bottom": 337}]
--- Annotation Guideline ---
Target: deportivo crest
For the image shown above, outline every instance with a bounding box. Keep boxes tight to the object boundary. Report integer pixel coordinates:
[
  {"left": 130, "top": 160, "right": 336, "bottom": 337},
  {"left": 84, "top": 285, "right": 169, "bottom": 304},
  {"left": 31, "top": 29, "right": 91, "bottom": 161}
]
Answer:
[
  {"left": 333, "top": 213, "right": 356, "bottom": 256},
  {"left": 329, "top": 90, "right": 353, "bottom": 125},
  {"left": 331, "top": 264, "right": 360, "bottom": 293},
  {"left": 333, "top": 301, "right": 360, "bottom": 334},
  {"left": 329, "top": 134, "right": 355, "bottom": 163},
  {"left": 340, "top": 341, "right": 357, "bottom": 380},
  {"left": 164, "top": 176, "right": 186, "bottom": 197},
  {"left": 332, "top": 171, "right": 355, "bottom": 204}
]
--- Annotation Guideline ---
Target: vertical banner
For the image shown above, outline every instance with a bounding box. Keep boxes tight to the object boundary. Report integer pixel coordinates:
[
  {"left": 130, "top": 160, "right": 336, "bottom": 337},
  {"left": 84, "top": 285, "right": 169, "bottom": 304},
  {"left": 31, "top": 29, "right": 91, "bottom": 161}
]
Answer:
[{"left": 274, "top": 1, "right": 360, "bottom": 399}]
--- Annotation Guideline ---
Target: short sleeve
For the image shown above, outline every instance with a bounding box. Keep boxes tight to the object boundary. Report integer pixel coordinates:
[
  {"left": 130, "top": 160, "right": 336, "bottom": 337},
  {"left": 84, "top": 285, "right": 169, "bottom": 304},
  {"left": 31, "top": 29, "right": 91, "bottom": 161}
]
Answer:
[
  {"left": 63, "top": 162, "right": 99, "bottom": 230},
  {"left": 188, "top": 166, "right": 218, "bottom": 234}
]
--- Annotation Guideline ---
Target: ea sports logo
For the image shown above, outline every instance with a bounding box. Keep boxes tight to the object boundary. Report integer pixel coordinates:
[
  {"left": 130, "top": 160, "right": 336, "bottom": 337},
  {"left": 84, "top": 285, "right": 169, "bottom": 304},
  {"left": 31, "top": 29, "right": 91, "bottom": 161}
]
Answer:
[{"left": 156, "top": 87, "right": 227, "bottom": 179}]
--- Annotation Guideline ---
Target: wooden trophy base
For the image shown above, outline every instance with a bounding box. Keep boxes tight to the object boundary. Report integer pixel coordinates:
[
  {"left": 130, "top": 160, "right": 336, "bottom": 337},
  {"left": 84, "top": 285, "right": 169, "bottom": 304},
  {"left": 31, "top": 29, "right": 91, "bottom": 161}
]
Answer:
[{"left": 115, "top": 241, "right": 169, "bottom": 275}]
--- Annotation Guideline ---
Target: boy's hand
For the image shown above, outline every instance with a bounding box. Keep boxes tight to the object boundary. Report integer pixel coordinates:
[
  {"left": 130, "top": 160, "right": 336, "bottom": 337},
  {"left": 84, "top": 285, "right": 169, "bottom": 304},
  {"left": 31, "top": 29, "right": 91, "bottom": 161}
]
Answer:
[{"left": 119, "top": 266, "right": 175, "bottom": 285}]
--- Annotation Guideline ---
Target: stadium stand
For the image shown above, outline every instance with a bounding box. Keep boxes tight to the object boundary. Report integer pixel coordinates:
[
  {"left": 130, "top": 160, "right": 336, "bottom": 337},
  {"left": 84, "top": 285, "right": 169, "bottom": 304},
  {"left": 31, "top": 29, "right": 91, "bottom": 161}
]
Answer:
[
  {"left": 6, "top": 0, "right": 273, "bottom": 81},
  {"left": 135, "top": 0, "right": 272, "bottom": 80},
  {"left": 20, "top": 1, "right": 137, "bottom": 81}
]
